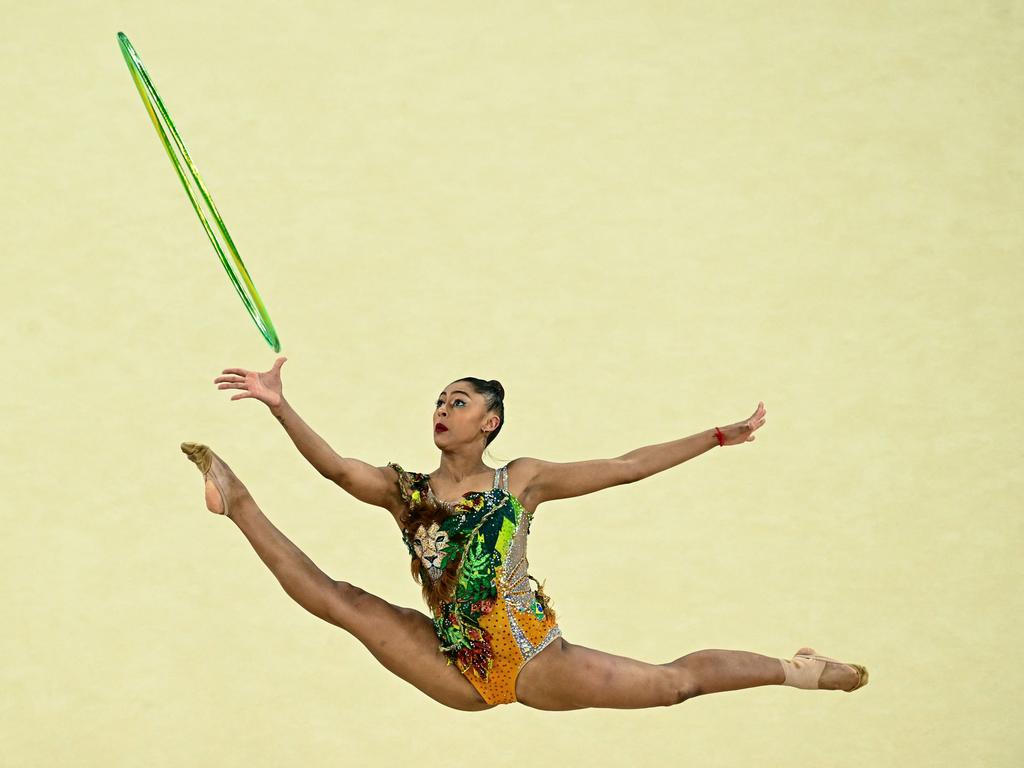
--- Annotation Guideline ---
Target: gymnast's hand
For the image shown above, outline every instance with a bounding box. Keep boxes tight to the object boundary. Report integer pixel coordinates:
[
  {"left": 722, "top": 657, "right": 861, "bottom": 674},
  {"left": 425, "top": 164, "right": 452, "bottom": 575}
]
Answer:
[
  {"left": 214, "top": 356, "right": 287, "bottom": 409},
  {"left": 718, "top": 401, "right": 767, "bottom": 446}
]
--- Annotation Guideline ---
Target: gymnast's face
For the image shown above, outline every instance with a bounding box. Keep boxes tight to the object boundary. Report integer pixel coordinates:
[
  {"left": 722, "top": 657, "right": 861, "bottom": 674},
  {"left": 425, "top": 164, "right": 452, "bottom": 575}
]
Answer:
[{"left": 433, "top": 381, "right": 498, "bottom": 447}]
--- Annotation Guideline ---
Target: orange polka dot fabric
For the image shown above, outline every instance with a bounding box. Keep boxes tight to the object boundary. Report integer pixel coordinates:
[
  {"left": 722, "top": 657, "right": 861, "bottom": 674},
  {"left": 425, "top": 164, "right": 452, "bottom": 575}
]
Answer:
[{"left": 457, "top": 572, "right": 562, "bottom": 705}]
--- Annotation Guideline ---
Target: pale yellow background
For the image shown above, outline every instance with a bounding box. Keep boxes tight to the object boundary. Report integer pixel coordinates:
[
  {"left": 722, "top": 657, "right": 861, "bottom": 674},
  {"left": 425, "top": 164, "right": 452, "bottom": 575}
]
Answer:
[{"left": 2, "top": 1, "right": 1021, "bottom": 766}]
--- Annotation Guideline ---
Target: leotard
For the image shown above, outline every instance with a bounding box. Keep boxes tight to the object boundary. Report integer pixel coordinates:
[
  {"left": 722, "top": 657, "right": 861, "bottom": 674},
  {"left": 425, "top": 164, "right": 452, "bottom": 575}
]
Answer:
[{"left": 388, "top": 462, "right": 562, "bottom": 705}]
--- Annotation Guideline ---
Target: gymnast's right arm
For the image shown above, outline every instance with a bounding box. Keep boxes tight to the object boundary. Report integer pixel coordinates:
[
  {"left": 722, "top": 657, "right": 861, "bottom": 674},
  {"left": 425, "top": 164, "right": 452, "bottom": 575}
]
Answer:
[
  {"left": 268, "top": 399, "right": 399, "bottom": 510},
  {"left": 214, "top": 358, "right": 400, "bottom": 513}
]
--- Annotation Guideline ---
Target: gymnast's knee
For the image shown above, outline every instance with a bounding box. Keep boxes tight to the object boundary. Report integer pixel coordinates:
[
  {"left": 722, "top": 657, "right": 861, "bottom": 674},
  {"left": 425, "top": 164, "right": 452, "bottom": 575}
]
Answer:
[
  {"left": 324, "top": 579, "right": 370, "bottom": 627},
  {"left": 668, "top": 668, "right": 700, "bottom": 705}
]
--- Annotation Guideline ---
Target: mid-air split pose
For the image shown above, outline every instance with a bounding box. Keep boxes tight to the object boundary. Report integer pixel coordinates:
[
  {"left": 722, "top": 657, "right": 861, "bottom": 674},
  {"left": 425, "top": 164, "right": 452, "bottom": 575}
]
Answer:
[
  {"left": 181, "top": 357, "right": 868, "bottom": 711},
  {"left": 117, "top": 28, "right": 867, "bottom": 713}
]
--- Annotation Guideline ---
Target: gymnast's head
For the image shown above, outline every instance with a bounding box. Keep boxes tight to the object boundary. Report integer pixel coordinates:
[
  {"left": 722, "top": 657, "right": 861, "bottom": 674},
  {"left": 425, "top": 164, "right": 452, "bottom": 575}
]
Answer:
[{"left": 433, "top": 378, "right": 504, "bottom": 452}]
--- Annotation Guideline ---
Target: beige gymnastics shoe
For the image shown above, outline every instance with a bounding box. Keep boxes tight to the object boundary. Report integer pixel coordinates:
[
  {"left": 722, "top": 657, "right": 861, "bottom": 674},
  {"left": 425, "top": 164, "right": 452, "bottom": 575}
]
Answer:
[
  {"left": 180, "top": 442, "right": 233, "bottom": 517},
  {"left": 783, "top": 647, "right": 869, "bottom": 692}
]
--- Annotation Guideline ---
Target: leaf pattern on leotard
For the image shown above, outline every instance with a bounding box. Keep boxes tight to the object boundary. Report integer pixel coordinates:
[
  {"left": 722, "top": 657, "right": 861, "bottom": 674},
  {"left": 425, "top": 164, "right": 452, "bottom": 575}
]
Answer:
[{"left": 459, "top": 533, "right": 497, "bottom": 604}]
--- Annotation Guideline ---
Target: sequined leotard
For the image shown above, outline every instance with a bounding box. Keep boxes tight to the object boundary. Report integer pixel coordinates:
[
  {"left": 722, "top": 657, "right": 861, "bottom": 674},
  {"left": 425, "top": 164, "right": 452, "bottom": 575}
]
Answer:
[{"left": 388, "top": 462, "right": 562, "bottom": 705}]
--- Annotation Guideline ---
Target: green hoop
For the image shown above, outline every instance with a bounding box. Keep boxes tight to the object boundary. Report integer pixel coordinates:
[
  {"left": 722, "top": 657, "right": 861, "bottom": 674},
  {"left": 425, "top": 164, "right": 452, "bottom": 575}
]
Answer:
[{"left": 117, "top": 31, "right": 281, "bottom": 352}]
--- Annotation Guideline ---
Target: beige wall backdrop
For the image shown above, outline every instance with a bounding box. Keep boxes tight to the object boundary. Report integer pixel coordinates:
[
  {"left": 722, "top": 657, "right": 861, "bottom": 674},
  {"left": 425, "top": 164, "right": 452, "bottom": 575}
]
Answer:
[{"left": 2, "top": 1, "right": 1021, "bottom": 766}]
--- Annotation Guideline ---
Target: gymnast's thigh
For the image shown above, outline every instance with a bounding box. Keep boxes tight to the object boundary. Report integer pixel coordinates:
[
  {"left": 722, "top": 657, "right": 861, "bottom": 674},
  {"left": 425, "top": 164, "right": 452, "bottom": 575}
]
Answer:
[
  {"left": 514, "top": 636, "right": 683, "bottom": 711},
  {"left": 327, "top": 581, "right": 497, "bottom": 712}
]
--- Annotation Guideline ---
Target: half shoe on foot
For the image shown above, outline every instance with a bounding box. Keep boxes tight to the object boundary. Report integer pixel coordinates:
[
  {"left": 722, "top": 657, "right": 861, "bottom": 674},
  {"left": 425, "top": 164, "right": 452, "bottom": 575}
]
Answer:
[
  {"left": 783, "top": 648, "right": 869, "bottom": 692},
  {"left": 181, "top": 442, "right": 231, "bottom": 516}
]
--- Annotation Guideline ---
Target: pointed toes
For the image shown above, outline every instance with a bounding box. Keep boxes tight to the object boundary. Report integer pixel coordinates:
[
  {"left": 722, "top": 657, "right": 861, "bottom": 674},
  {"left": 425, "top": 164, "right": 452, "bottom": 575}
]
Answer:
[
  {"left": 180, "top": 442, "right": 211, "bottom": 472},
  {"left": 850, "top": 665, "right": 869, "bottom": 691}
]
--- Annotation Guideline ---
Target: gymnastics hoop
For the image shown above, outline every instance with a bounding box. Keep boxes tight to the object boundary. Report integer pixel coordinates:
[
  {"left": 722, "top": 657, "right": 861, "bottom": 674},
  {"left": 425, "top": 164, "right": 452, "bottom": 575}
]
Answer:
[{"left": 116, "top": 31, "right": 281, "bottom": 352}]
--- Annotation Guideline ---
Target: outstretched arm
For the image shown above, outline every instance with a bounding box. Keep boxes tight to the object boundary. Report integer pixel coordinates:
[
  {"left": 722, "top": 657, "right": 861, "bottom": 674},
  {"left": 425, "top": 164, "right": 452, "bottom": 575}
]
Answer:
[
  {"left": 620, "top": 429, "right": 719, "bottom": 482},
  {"left": 215, "top": 358, "right": 402, "bottom": 515},
  {"left": 622, "top": 401, "right": 766, "bottom": 481},
  {"left": 214, "top": 357, "right": 345, "bottom": 480},
  {"left": 268, "top": 396, "right": 347, "bottom": 480},
  {"left": 269, "top": 400, "right": 400, "bottom": 512},
  {"left": 268, "top": 404, "right": 399, "bottom": 515},
  {"left": 518, "top": 402, "right": 766, "bottom": 506}
]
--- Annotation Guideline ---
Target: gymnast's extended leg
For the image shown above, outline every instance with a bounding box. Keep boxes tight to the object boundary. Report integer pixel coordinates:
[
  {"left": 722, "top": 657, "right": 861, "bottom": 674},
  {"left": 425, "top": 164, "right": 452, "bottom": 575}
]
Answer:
[
  {"left": 180, "top": 442, "right": 496, "bottom": 712},
  {"left": 515, "top": 637, "right": 867, "bottom": 711}
]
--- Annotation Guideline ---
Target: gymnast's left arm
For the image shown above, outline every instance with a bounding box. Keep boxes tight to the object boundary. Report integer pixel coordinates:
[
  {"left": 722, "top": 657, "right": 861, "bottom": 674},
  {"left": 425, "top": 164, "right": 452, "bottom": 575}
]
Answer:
[
  {"left": 623, "top": 401, "right": 767, "bottom": 482},
  {"left": 619, "top": 429, "right": 720, "bottom": 483},
  {"left": 516, "top": 404, "right": 766, "bottom": 505},
  {"left": 515, "top": 437, "right": 709, "bottom": 507}
]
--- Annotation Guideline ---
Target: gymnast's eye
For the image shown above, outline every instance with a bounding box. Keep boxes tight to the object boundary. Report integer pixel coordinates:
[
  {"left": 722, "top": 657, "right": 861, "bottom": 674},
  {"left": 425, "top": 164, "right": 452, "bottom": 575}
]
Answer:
[{"left": 435, "top": 398, "right": 466, "bottom": 408}]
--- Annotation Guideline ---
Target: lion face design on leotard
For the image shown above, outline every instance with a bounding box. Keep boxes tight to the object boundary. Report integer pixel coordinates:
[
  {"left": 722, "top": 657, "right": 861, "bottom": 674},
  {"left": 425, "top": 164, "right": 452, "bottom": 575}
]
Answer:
[{"left": 412, "top": 521, "right": 452, "bottom": 581}]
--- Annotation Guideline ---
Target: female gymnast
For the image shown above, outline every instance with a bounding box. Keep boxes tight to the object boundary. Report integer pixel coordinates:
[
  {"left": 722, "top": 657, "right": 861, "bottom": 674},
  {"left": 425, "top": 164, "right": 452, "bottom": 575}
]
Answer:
[{"left": 181, "top": 356, "right": 868, "bottom": 711}]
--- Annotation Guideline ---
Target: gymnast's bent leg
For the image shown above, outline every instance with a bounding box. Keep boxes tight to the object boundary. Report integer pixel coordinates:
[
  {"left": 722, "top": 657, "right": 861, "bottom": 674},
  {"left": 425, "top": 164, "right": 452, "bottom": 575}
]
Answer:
[{"left": 181, "top": 442, "right": 495, "bottom": 712}]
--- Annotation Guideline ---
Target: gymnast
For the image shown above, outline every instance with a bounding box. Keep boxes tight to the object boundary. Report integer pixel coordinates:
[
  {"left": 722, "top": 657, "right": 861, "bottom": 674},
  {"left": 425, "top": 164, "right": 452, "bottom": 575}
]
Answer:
[{"left": 181, "top": 356, "right": 868, "bottom": 711}]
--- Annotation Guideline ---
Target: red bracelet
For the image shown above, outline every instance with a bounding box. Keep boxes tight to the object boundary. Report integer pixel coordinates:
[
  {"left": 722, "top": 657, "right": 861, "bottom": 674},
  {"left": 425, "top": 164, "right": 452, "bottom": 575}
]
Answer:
[{"left": 714, "top": 426, "right": 725, "bottom": 446}]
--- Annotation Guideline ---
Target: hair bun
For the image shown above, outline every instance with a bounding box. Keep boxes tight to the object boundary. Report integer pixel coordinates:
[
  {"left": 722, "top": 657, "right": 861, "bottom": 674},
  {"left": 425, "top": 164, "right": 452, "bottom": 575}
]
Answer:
[{"left": 490, "top": 380, "right": 505, "bottom": 400}]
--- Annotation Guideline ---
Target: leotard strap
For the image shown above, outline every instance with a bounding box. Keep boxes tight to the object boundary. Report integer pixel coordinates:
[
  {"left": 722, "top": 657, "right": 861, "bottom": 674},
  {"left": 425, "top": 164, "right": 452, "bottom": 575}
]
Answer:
[{"left": 493, "top": 465, "right": 509, "bottom": 492}]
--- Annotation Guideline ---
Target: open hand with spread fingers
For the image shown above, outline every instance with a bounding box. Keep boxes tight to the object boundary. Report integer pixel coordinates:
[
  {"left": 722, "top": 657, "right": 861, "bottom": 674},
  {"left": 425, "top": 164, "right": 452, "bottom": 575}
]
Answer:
[
  {"left": 717, "top": 401, "right": 766, "bottom": 446},
  {"left": 213, "top": 356, "right": 288, "bottom": 409}
]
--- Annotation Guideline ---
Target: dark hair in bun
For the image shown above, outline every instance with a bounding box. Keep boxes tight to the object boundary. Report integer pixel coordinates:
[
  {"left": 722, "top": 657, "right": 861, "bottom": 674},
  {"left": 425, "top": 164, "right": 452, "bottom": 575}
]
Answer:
[{"left": 455, "top": 377, "right": 505, "bottom": 446}]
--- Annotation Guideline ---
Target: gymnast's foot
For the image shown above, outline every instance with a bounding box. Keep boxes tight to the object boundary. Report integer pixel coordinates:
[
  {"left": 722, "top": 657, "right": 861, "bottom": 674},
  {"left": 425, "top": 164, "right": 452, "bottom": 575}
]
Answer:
[
  {"left": 788, "top": 647, "right": 869, "bottom": 692},
  {"left": 180, "top": 442, "right": 249, "bottom": 518}
]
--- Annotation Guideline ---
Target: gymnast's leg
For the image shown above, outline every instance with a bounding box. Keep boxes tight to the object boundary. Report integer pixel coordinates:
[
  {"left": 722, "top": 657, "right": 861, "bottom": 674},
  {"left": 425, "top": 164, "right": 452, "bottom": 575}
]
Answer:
[
  {"left": 180, "top": 443, "right": 496, "bottom": 712},
  {"left": 515, "top": 638, "right": 866, "bottom": 711}
]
